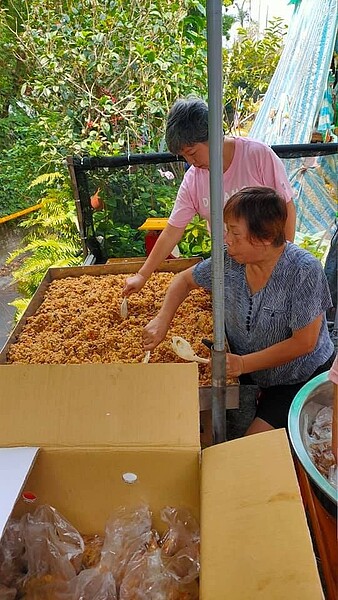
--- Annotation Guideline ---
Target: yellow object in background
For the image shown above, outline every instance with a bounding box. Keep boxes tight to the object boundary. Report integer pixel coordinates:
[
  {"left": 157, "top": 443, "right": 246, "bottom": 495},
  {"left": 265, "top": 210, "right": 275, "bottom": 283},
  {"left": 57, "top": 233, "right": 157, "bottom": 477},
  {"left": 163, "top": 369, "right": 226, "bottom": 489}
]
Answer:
[
  {"left": 138, "top": 218, "right": 168, "bottom": 231},
  {"left": 0, "top": 203, "right": 43, "bottom": 224}
]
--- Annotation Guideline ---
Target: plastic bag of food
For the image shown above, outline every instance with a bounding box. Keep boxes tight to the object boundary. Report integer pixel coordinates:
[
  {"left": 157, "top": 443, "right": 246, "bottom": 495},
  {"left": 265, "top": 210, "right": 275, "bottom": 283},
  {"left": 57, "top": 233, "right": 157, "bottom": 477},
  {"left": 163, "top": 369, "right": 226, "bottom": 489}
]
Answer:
[
  {"left": 120, "top": 547, "right": 199, "bottom": 600},
  {"left": 0, "top": 518, "right": 26, "bottom": 588},
  {"left": 82, "top": 534, "right": 105, "bottom": 569},
  {"left": 159, "top": 507, "right": 200, "bottom": 557},
  {"left": 164, "top": 545, "right": 200, "bottom": 585},
  {"left": 21, "top": 504, "right": 84, "bottom": 582},
  {"left": 303, "top": 406, "right": 337, "bottom": 481},
  {"left": 158, "top": 506, "right": 200, "bottom": 585},
  {"left": 100, "top": 505, "right": 152, "bottom": 591},
  {"left": 120, "top": 546, "right": 173, "bottom": 599},
  {"left": 58, "top": 567, "right": 117, "bottom": 600},
  {"left": 310, "top": 406, "right": 333, "bottom": 441},
  {"left": 0, "top": 584, "right": 17, "bottom": 600},
  {"left": 71, "top": 567, "right": 117, "bottom": 600},
  {"left": 19, "top": 574, "right": 69, "bottom": 599},
  {"left": 18, "top": 568, "right": 117, "bottom": 600}
]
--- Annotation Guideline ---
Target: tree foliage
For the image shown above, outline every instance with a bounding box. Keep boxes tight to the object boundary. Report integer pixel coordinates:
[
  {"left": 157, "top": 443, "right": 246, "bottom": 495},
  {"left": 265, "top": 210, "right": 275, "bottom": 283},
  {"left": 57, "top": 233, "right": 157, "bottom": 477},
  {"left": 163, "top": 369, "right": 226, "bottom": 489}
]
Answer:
[
  {"left": 0, "top": 0, "right": 211, "bottom": 218},
  {"left": 7, "top": 174, "right": 83, "bottom": 298},
  {"left": 0, "top": 110, "right": 48, "bottom": 214},
  {"left": 223, "top": 17, "right": 287, "bottom": 129},
  {"left": 0, "top": 1, "right": 26, "bottom": 117},
  {"left": 5, "top": 0, "right": 209, "bottom": 160},
  {"left": 0, "top": 0, "right": 288, "bottom": 312},
  {"left": 1, "top": 0, "right": 286, "bottom": 159}
]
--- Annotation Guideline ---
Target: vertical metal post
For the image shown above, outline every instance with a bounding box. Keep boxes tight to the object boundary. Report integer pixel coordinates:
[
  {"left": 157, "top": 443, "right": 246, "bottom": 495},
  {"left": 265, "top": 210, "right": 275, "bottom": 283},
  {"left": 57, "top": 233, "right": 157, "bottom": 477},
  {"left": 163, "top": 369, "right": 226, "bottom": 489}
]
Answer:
[
  {"left": 66, "top": 156, "right": 104, "bottom": 263},
  {"left": 66, "top": 156, "right": 88, "bottom": 259},
  {"left": 206, "top": 0, "right": 227, "bottom": 442}
]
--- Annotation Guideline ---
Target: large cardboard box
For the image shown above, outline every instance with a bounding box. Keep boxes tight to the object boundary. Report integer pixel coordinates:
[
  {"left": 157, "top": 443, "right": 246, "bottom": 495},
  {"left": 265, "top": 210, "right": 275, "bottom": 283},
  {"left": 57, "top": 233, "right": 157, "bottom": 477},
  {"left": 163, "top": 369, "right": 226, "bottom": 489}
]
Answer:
[
  {"left": 0, "top": 259, "right": 239, "bottom": 412},
  {"left": 0, "top": 259, "right": 202, "bottom": 364},
  {"left": 0, "top": 363, "right": 323, "bottom": 598}
]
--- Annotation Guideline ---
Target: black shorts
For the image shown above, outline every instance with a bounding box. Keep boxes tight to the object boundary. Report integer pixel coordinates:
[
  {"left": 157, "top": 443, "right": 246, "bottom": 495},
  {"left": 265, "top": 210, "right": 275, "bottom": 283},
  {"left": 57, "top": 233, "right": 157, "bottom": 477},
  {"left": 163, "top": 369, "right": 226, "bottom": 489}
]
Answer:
[{"left": 254, "top": 353, "right": 336, "bottom": 429}]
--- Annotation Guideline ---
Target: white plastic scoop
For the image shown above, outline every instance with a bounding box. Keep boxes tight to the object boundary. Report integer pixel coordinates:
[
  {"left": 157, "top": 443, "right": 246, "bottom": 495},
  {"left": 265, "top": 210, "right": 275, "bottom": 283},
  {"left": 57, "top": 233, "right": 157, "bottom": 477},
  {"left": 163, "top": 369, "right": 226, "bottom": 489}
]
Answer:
[
  {"left": 120, "top": 297, "right": 128, "bottom": 319},
  {"left": 142, "top": 351, "right": 151, "bottom": 363},
  {"left": 171, "top": 336, "right": 210, "bottom": 364}
]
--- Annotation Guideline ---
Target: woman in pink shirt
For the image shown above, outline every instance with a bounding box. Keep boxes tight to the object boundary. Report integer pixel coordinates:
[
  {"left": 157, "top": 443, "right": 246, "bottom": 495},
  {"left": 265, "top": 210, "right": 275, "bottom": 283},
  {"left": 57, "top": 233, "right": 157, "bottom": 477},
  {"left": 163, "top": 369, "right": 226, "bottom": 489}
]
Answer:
[{"left": 123, "top": 97, "right": 296, "bottom": 297}]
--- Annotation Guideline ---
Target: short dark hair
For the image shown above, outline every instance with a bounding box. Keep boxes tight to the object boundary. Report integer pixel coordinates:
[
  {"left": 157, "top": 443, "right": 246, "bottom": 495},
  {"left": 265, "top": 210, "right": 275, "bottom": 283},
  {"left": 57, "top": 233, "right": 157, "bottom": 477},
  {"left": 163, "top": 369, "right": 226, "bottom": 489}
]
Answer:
[
  {"left": 223, "top": 187, "right": 287, "bottom": 247},
  {"left": 165, "top": 97, "right": 209, "bottom": 154}
]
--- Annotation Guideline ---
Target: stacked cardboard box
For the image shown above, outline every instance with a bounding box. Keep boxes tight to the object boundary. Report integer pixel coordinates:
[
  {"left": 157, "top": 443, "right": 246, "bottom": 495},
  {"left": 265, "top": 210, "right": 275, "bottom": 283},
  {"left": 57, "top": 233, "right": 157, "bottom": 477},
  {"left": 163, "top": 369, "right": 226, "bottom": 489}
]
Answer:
[{"left": 0, "top": 363, "right": 323, "bottom": 598}]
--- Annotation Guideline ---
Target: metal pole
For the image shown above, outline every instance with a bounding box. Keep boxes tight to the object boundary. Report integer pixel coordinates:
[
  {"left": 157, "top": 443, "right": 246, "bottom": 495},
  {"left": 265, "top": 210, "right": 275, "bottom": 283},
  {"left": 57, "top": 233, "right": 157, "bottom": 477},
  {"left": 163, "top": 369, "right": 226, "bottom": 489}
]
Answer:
[
  {"left": 66, "top": 156, "right": 88, "bottom": 259},
  {"left": 206, "top": 0, "right": 226, "bottom": 443}
]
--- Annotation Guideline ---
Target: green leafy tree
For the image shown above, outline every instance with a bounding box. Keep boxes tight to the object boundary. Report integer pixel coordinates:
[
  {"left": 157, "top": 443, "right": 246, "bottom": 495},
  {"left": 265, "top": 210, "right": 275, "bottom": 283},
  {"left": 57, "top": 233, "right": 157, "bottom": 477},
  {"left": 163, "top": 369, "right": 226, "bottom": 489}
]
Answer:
[
  {"left": 1, "top": 0, "right": 209, "bottom": 315},
  {"left": 1, "top": 0, "right": 287, "bottom": 318},
  {"left": 5, "top": 0, "right": 208, "bottom": 161},
  {"left": 223, "top": 17, "right": 287, "bottom": 130},
  {"left": 0, "top": 110, "right": 48, "bottom": 215},
  {"left": 0, "top": 1, "right": 27, "bottom": 117},
  {"left": 7, "top": 173, "right": 82, "bottom": 300}
]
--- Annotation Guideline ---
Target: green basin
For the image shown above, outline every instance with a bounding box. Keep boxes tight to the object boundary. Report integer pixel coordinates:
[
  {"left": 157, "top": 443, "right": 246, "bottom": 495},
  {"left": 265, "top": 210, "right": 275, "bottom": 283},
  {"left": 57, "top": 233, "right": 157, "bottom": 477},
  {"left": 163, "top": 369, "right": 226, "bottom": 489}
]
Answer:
[{"left": 288, "top": 372, "right": 337, "bottom": 507}]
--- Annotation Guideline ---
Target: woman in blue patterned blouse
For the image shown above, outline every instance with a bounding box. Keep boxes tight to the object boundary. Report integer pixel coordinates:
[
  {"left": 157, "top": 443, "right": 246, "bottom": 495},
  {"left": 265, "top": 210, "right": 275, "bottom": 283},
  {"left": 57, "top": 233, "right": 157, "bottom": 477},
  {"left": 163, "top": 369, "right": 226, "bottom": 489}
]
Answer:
[{"left": 143, "top": 187, "right": 335, "bottom": 435}]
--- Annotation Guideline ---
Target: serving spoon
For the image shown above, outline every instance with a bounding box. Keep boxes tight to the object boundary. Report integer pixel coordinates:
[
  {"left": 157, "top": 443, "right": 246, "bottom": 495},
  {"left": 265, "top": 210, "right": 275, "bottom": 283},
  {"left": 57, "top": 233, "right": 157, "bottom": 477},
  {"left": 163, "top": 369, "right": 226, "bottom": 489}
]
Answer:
[
  {"left": 142, "top": 351, "right": 151, "bottom": 363},
  {"left": 120, "top": 297, "right": 128, "bottom": 319},
  {"left": 171, "top": 336, "right": 210, "bottom": 364}
]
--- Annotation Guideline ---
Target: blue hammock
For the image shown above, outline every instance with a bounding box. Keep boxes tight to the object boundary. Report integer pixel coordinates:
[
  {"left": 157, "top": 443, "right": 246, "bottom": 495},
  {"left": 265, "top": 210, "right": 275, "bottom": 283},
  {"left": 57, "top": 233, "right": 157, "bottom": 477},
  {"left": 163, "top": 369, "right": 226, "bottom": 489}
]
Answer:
[{"left": 249, "top": 0, "right": 338, "bottom": 235}]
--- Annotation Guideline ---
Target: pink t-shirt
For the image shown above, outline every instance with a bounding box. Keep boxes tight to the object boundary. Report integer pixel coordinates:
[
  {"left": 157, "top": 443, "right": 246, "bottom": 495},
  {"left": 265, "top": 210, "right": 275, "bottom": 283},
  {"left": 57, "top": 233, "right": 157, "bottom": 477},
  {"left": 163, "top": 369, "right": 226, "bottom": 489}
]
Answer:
[
  {"left": 168, "top": 136, "right": 294, "bottom": 228},
  {"left": 329, "top": 355, "right": 338, "bottom": 385}
]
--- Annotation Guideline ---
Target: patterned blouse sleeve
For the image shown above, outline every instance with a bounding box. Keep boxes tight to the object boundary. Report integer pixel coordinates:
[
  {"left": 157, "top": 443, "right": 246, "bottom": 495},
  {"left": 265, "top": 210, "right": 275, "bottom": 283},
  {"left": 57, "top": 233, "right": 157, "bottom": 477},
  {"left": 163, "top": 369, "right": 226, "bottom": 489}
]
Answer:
[
  {"left": 192, "top": 257, "right": 212, "bottom": 291},
  {"left": 289, "top": 258, "right": 333, "bottom": 331}
]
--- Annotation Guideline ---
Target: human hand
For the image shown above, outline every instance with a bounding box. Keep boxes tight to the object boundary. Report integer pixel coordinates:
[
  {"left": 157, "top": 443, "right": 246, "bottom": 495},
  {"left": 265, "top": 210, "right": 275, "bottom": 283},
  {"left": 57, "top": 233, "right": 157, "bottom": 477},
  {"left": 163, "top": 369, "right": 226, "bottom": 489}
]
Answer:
[
  {"left": 143, "top": 317, "right": 169, "bottom": 351},
  {"left": 122, "top": 273, "right": 147, "bottom": 297},
  {"left": 226, "top": 353, "right": 245, "bottom": 378}
]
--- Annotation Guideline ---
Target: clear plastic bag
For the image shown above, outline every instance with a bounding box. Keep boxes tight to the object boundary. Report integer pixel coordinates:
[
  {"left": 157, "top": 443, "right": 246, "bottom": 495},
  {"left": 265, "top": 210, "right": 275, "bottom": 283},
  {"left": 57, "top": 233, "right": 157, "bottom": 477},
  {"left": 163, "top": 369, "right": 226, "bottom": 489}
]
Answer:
[
  {"left": 158, "top": 506, "right": 200, "bottom": 584},
  {"left": 19, "top": 574, "right": 69, "bottom": 599},
  {"left": 61, "top": 567, "right": 117, "bottom": 600},
  {"left": 159, "top": 507, "right": 200, "bottom": 558},
  {"left": 18, "top": 504, "right": 84, "bottom": 594},
  {"left": 18, "top": 568, "right": 117, "bottom": 600},
  {"left": 100, "top": 505, "right": 153, "bottom": 591},
  {"left": 81, "top": 534, "right": 104, "bottom": 569},
  {"left": 165, "top": 545, "right": 200, "bottom": 585},
  {"left": 120, "top": 547, "right": 199, "bottom": 600},
  {"left": 120, "top": 547, "right": 169, "bottom": 599},
  {"left": 310, "top": 406, "right": 333, "bottom": 441},
  {"left": 0, "top": 584, "right": 17, "bottom": 600},
  {"left": 0, "top": 518, "right": 26, "bottom": 588},
  {"left": 304, "top": 406, "right": 337, "bottom": 482}
]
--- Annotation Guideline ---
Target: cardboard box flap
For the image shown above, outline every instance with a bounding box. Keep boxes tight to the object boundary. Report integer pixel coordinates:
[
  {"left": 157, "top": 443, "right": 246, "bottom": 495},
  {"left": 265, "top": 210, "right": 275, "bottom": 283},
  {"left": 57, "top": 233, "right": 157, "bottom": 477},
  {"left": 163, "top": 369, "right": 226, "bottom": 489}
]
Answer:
[
  {"left": 200, "top": 429, "right": 323, "bottom": 599},
  {"left": 0, "top": 364, "right": 200, "bottom": 449},
  {"left": 0, "top": 447, "right": 39, "bottom": 539}
]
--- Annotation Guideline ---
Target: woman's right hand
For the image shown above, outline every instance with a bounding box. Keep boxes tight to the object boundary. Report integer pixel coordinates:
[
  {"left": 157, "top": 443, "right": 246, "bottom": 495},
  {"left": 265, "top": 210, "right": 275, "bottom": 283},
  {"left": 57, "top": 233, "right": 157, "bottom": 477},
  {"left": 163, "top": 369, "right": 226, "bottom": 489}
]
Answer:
[{"left": 122, "top": 272, "right": 147, "bottom": 297}]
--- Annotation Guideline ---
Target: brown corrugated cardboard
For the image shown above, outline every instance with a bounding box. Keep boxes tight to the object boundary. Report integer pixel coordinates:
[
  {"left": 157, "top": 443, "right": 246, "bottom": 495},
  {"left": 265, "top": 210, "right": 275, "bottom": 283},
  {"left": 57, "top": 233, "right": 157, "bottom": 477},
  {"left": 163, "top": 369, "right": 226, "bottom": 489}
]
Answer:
[
  {"left": 12, "top": 447, "right": 200, "bottom": 535},
  {"left": 0, "top": 363, "right": 200, "bottom": 448},
  {"left": 0, "top": 260, "right": 201, "bottom": 364},
  {"left": 200, "top": 430, "right": 324, "bottom": 599},
  {"left": 0, "top": 363, "right": 324, "bottom": 598},
  {"left": 0, "top": 261, "right": 240, "bottom": 410}
]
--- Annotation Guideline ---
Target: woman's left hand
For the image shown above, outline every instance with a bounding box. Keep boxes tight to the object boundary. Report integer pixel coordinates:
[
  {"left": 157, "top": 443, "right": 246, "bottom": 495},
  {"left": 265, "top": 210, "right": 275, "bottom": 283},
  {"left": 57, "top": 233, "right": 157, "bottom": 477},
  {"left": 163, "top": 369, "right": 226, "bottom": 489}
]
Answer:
[
  {"left": 226, "top": 353, "right": 245, "bottom": 378},
  {"left": 143, "top": 316, "right": 169, "bottom": 351}
]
